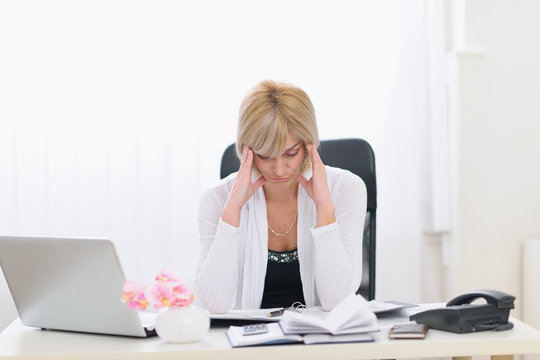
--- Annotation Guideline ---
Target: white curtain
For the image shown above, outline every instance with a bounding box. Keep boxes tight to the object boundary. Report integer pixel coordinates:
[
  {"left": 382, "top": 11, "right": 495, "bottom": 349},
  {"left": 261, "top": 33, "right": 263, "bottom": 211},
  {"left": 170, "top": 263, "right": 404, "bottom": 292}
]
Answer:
[{"left": 0, "top": 0, "right": 442, "bottom": 304}]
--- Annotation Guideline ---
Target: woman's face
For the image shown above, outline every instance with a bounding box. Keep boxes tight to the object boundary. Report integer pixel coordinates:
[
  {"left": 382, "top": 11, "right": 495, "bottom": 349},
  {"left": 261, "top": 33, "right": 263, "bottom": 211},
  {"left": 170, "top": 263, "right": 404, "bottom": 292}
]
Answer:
[{"left": 252, "top": 133, "right": 306, "bottom": 187}]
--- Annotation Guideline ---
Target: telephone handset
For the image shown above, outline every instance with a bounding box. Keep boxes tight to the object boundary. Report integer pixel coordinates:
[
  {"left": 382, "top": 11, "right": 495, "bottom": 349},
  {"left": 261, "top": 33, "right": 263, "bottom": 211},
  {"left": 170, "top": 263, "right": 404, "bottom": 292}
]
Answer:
[
  {"left": 446, "top": 289, "right": 515, "bottom": 308},
  {"left": 410, "top": 289, "right": 515, "bottom": 333}
]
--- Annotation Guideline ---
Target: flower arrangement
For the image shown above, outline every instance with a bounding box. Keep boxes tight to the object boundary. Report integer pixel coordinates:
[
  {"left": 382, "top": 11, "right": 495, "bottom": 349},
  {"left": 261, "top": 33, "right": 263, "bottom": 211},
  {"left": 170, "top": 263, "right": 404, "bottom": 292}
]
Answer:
[{"left": 121, "top": 268, "right": 194, "bottom": 311}]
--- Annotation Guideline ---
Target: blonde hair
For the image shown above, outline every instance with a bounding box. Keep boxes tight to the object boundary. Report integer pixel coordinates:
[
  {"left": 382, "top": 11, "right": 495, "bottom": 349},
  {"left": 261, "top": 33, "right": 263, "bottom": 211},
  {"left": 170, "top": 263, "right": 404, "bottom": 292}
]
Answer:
[{"left": 236, "top": 80, "right": 319, "bottom": 173}]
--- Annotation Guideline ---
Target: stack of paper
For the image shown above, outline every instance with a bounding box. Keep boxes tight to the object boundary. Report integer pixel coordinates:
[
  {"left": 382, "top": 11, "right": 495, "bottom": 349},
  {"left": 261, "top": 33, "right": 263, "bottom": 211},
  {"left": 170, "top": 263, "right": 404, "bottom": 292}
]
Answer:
[
  {"left": 226, "top": 323, "right": 374, "bottom": 347},
  {"left": 209, "top": 308, "right": 282, "bottom": 322},
  {"left": 227, "top": 323, "right": 302, "bottom": 347},
  {"left": 279, "top": 293, "right": 379, "bottom": 335}
]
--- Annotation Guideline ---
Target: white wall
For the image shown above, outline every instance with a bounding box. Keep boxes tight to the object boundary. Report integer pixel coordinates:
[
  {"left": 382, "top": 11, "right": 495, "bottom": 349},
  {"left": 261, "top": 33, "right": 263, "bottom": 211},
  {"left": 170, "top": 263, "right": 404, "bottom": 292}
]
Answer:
[
  {"left": 2, "top": 1, "right": 428, "bottom": 331},
  {"left": 445, "top": 0, "right": 540, "bottom": 316},
  {"left": 6, "top": 0, "right": 538, "bottom": 333}
]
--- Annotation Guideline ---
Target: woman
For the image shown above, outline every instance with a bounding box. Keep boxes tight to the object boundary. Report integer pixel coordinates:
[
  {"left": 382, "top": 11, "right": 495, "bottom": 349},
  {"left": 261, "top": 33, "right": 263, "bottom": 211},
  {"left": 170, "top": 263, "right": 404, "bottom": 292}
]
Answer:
[{"left": 197, "top": 80, "right": 367, "bottom": 313}]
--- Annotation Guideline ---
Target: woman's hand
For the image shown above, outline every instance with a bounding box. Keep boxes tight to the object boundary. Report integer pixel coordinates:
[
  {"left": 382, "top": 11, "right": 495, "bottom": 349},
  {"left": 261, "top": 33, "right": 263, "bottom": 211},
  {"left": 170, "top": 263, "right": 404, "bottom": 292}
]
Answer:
[
  {"left": 222, "top": 145, "right": 266, "bottom": 227},
  {"left": 297, "top": 143, "right": 336, "bottom": 227}
]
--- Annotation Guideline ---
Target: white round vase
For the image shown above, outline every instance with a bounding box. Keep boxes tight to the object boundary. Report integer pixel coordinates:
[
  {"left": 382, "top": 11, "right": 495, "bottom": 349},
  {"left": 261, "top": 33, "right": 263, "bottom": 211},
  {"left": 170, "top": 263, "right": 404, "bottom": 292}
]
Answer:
[{"left": 155, "top": 306, "right": 210, "bottom": 343}]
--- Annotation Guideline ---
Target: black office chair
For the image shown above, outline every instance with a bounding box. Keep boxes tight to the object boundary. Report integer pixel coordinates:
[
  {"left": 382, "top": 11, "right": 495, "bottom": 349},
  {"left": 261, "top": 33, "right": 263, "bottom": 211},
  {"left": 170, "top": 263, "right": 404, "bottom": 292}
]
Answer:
[{"left": 219, "top": 138, "right": 377, "bottom": 300}]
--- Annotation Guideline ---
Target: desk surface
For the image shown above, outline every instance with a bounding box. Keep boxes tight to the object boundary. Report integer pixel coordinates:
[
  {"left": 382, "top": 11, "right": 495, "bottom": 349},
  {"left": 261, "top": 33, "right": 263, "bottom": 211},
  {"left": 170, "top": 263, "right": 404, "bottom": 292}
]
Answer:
[{"left": 1, "top": 315, "right": 540, "bottom": 360}]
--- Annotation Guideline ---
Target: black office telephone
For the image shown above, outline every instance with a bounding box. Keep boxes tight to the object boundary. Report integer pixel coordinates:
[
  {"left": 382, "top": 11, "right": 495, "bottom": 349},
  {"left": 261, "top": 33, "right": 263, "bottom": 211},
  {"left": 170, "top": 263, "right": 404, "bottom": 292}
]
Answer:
[{"left": 410, "top": 289, "right": 515, "bottom": 333}]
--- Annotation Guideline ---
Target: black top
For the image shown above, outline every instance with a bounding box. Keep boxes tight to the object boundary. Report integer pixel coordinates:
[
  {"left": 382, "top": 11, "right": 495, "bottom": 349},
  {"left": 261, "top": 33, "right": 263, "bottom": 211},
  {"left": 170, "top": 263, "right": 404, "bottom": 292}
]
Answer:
[{"left": 260, "top": 249, "right": 305, "bottom": 309}]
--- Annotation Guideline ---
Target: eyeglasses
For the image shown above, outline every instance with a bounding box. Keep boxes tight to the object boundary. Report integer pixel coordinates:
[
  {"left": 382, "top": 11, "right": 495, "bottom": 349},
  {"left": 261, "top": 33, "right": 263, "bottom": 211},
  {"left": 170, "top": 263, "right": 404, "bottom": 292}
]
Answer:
[{"left": 290, "top": 301, "right": 308, "bottom": 313}]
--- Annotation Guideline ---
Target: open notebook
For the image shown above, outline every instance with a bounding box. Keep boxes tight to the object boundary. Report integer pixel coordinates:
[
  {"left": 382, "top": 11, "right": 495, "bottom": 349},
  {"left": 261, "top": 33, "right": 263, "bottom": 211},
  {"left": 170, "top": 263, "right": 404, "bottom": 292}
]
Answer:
[
  {"left": 0, "top": 235, "right": 156, "bottom": 337},
  {"left": 226, "top": 293, "right": 379, "bottom": 347},
  {"left": 227, "top": 323, "right": 374, "bottom": 347},
  {"left": 279, "top": 293, "right": 379, "bottom": 335}
]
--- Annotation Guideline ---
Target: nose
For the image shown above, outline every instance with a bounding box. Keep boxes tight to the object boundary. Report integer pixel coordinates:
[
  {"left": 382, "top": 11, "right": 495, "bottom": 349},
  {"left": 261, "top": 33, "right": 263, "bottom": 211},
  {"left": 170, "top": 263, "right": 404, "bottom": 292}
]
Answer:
[{"left": 273, "top": 157, "right": 287, "bottom": 176}]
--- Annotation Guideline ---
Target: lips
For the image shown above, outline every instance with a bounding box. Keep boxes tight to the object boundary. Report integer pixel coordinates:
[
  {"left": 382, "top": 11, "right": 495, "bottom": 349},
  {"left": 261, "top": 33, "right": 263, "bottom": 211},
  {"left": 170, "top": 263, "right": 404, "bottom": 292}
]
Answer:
[{"left": 271, "top": 177, "right": 289, "bottom": 182}]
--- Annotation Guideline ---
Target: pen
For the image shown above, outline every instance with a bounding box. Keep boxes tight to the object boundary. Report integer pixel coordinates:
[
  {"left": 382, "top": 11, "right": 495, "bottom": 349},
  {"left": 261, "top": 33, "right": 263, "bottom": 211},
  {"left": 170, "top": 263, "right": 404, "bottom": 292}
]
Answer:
[{"left": 267, "top": 308, "right": 284, "bottom": 317}]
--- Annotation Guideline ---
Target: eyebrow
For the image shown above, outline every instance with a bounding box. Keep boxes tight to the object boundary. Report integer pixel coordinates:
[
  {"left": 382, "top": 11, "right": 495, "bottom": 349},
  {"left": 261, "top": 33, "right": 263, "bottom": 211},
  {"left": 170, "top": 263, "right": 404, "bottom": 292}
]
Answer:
[{"left": 284, "top": 141, "right": 303, "bottom": 153}]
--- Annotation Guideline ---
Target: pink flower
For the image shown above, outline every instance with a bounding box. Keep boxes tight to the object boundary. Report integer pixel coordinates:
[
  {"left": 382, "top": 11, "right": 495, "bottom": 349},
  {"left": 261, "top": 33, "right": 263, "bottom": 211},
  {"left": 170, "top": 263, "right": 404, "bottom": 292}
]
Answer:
[
  {"left": 149, "top": 284, "right": 175, "bottom": 310},
  {"left": 122, "top": 270, "right": 193, "bottom": 310},
  {"left": 129, "top": 292, "right": 149, "bottom": 310},
  {"left": 172, "top": 283, "right": 190, "bottom": 294},
  {"left": 121, "top": 281, "right": 149, "bottom": 310},
  {"left": 155, "top": 268, "right": 180, "bottom": 284},
  {"left": 171, "top": 291, "right": 194, "bottom": 308}
]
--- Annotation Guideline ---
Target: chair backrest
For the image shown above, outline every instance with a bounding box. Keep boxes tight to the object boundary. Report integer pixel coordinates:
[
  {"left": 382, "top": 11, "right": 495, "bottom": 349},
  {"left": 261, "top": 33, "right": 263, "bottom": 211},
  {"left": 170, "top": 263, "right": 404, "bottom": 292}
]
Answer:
[{"left": 219, "top": 138, "right": 377, "bottom": 300}]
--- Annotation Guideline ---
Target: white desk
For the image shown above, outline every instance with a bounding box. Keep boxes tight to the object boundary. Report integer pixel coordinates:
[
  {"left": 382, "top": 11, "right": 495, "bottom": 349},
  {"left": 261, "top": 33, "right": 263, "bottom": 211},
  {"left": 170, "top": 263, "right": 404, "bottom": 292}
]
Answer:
[{"left": 1, "top": 316, "right": 540, "bottom": 360}]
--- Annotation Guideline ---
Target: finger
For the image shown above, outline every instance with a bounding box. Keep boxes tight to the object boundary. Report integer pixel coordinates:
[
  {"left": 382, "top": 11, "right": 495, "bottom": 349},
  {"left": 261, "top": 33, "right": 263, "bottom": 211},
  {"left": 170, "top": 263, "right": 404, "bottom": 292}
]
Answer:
[
  {"left": 297, "top": 173, "right": 309, "bottom": 189},
  {"left": 311, "top": 144, "right": 323, "bottom": 165},
  {"left": 244, "top": 176, "right": 266, "bottom": 201},
  {"left": 240, "top": 150, "right": 254, "bottom": 179},
  {"left": 240, "top": 145, "right": 252, "bottom": 172},
  {"left": 246, "top": 148, "right": 253, "bottom": 166},
  {"left": 304, "top": 142, "right": 314, "bottom": 162},
  {"left": 241, "top": 144, "right": 249, "bottom": 164},
  {"left": 253, "top": 176, "right": 266, "bottom": 190}
]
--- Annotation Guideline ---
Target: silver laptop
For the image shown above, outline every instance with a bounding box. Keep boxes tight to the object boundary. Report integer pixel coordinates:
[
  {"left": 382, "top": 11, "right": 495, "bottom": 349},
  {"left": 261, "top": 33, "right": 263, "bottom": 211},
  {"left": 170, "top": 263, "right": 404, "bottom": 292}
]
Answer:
[{"left": 0, "top": 235, "right": 156, "bottom": 337}]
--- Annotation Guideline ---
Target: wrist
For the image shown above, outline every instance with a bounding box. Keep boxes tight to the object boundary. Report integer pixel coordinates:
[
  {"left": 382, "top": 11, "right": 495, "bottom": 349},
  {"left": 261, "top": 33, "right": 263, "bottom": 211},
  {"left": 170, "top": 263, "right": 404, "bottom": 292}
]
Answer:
[
  {"left": 316, "top": 203, "right": 335, "bottom": 228},
  {"left": 222, "top": 202, "right": 243, "bottom": 227}
]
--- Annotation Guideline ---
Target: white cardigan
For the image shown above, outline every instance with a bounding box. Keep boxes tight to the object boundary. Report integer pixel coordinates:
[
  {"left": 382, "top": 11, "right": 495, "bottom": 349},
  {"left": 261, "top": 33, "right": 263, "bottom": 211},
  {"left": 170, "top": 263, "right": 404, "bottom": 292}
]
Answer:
[{"left": 196, "top": 166, "right": 367, "bottom": 313}]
